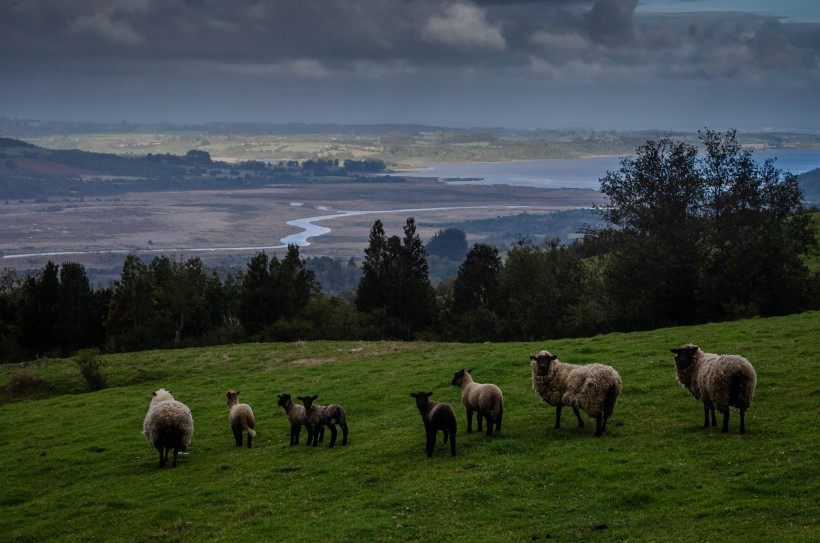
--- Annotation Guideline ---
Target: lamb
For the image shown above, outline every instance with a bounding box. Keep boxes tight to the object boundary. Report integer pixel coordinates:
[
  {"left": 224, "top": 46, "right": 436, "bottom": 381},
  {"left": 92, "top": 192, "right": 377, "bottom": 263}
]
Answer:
[
  {"left": 530, "top": 350, "right": 621, "bottom": 437},
  {"left": 277, "top": 393, "right": 319, "bottom": 446},
  {"left": 142, "top": 388, "right": 194, "bottom": 468},
  {"left": 297, "top": 395, "right": 348, "bottom": 448},
  {"left": 410, "top": 391, "right": 457, "bottom": 457},
  {"left": 671, "top": 343, "right": 756, "bottom": 434},
  {"left": 225, "top": 390, "right": 256, "bottom": 448},
  {"left": 450, "top": 369, "right": 503, "bottom": 436}
]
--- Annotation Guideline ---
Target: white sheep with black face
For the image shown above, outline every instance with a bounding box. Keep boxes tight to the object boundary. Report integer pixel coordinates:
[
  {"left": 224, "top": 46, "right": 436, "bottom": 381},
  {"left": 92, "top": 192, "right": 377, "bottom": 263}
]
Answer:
[
  {"left": 142, "top": 389, "right": 193, "bottom": 468},
  {"left": 671, "top": 343, "right": 756, "bottom": 434},
  {"left": 530, "top": 350, "right": 621, "bottom": 437}
]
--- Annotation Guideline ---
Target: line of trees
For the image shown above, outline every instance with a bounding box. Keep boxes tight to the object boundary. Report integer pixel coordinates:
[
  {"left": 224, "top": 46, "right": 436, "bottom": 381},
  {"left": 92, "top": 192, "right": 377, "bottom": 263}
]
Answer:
[{"left": 1, "top": 131, "right": 817, "bottom": 362}]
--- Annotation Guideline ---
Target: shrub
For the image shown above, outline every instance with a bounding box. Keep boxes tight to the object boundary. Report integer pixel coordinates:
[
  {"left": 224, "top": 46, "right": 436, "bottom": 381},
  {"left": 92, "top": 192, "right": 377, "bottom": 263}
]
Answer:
[
  {"left": 7, "top": 369, "right": 47, "bottom": 395},
  {"left": 75, "top": 349, "right": 107, "bottom": 391}
]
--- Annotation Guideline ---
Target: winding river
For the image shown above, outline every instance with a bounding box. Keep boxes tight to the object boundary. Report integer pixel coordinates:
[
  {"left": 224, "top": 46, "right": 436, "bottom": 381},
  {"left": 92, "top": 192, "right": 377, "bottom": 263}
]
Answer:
[{"left": 2, "top": 205, "right": 530, "bottom": 260}]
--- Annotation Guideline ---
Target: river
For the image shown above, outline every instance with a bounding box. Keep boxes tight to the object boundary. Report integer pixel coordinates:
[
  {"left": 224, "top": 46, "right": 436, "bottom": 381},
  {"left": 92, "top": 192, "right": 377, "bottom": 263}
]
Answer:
[{"left": 405, "top": 149, "right": 820, "bottom": 189}]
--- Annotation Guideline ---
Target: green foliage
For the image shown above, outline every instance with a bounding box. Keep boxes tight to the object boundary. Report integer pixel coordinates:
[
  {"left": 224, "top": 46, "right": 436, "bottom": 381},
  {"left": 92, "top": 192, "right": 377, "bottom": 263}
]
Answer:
[
  {"left": 74, "top": 348, "right": 107, "bottom": 391},
  {"left": 425, "top": 227, "right": 468, "bottom": 260},
  {"left": 0, "top": 312, "right": 817, "bottom": 541}
]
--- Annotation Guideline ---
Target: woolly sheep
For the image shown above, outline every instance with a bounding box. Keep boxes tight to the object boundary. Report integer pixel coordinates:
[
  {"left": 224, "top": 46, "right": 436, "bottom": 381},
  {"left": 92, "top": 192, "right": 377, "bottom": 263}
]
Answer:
[
  {"left": 226, "top": 390, "right": 256, "bottom": 448},
  {"left": 410, "top": 391, "right": 457, "bottom": 457},
  {"left": 277, "top": 393, "right": 320, "bottom": 446},
  {"left": 142, "top": 388, "right": 194, "bottom": 468},
  {"left": 671, "top": 343, "right": 757, "bottom": 434},
  {"left": 297, "top": 395, "right": 349, "bottom": 448},
  {"left": 530, "top": 350, "right": 621, "bottom": 437},
  {"left": 451, "top": 369, "right": 503, "bottom": 436}
]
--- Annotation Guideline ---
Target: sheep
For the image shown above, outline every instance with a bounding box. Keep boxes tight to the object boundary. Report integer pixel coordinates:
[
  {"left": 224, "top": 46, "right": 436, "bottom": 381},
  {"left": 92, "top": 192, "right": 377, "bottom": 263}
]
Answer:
[
  {"left": 142, "top": 388, "right": 194, "bottom": 468},
  {"left": 671, "top": 343, "right": 756, "bottom": 434},
  {"left": 297, "top": 395, "right": 348, "bottom": 448},
  {"left": 225, "top": 390, "right": 256, "bottom": 448},
  {"left": 277, "top": 393, "right": 320, "bottom": 446},
  {"left": 450, "top": 369, "right": 503, "bottom": 436},
  {"left": 530, "top": 350, "right": 621, "bottom": 437},
  {"left": 410, "top": 391, "right": 457, "bottom": 457}
]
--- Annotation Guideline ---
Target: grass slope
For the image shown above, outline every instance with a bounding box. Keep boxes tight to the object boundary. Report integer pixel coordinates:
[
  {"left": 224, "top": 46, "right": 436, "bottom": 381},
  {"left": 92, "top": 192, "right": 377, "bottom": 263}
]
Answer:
[{"left": 1, "top": 312, "right": 818, "bottom": 542}]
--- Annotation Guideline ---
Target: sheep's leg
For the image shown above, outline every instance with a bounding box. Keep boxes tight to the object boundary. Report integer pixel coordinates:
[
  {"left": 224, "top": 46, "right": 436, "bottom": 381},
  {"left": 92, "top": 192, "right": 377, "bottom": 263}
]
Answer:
[
  {"left": 739, "top": 409, "right": 746, "bottom": 434},
  {"left": 426, "top": 429, "right": 435, "bottom": 457},
  {"left": 554, "top": 405, "right": 562, "bottom": 429},
  {"left": 466, "top": 409, "right": 474, "bottom": 433},
  {"left": 721, "top": 410, "right": 730, "bottom": 433},
  {"left": 172, "top": 447, "right": 179, "bottom": 468},
  {"left": 328, "top": 424, "right": 338, "bottom": 448},
  {"left": 477, "top": 410, "right": 483, "bottom": 433},
  {"left": 711, "top": 407, "right": 718, "bottom": 427},
  {"left": 485, "top": 413, "right": 493, "bottom": 436},
  {"left": 158, "top": 447, "right": 166, "bottom": 468},
  {"left": 702, "top": 404, "right": 711, "bottom": 428},
  {"left": 318, "top": 425, "right": 325, "bottom": 443},
  {"left": 340, "top": 421, "right": 349, "bottom": 446},
  {"left": 602, "top": 413, "right": 610, "bottom": 434},
  {"left": 233, "top": 426, "right": 243, "bottom": 447},
  {"left": 496, "top": 408, "right": 502, "bottom": 432},
  {"left": 573, "top": 407, "right": 584, "bottom": 428},
  {"left": 247, "top": 433, "right": 253, "bottom": 448},
  {"left": 595, "top": 414, "right": 603, "bottom": 437}
]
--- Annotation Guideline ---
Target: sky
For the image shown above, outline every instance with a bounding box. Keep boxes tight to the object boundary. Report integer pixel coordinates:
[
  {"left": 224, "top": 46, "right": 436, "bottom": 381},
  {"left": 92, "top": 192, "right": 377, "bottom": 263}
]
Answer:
[{"left": 1, "top": 0, "right": 819, "bottom": 131}]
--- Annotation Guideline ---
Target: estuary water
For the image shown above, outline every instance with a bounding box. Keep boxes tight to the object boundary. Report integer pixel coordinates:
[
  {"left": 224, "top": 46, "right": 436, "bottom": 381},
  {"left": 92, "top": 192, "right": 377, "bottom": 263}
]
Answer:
[{"left": 406, "top": 149, "right": 820, "bottom": 189}]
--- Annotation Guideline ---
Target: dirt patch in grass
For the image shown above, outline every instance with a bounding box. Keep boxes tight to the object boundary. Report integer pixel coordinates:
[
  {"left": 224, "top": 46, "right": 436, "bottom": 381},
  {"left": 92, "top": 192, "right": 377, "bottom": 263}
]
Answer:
[{"left": 290, "top": 357, "right": 338, "bottom": 367}]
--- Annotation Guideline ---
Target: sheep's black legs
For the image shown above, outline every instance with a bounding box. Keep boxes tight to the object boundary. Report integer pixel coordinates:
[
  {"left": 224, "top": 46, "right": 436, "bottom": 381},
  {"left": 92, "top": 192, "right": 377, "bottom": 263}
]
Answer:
[
  {"left": 466, "top": 409, "right": 474, "bottom": 433},
  {"left": 158, "top": 448, "right": 166, "bottom": 468},
  {"left": 739, "top": 409, "right": 746, "bottom": 434},
  {"left": 425, "top": 429, "right": 436, "bottom": 457},
  {"left": 595, "top": 414, "right": 603, "bottom": 437},
  {"left": 171, "top": 447, "right": 179, "bottom": 468},
  {"left": 247, "top": 434, "right": 253, "bottom": 448},
  {"left": 485, "top": 414, "right": 493, "bottom": 436},
  {"left": 573, "top": 407, "right": 584, "bottom": 428},
  {"left": 554, "top": 405, "right": 562, "bottom": 429},
  {"left": 703, "top": 404, "right": 711, "bottom": 428},
  {"left": 233, "top": 427, "right": 243, "bottom": 447},
  {"left": 328, "top": 424, "right": 338, "bottom": 447},
  {"left": 495, "top": 409, "right": 502, "bottom": 432},
  {"left": 340, "top": 422, "right": 349, "bottom": 446},
  {"left": 721, "top": 410, "right": 730, "bottom": 433}
]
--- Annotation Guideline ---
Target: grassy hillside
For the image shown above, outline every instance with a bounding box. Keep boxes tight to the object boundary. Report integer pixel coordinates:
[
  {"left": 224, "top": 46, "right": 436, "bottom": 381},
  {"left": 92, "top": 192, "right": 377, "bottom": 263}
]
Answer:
[{"left": 1, "top": 312, "right": 818, "bottom": 542}]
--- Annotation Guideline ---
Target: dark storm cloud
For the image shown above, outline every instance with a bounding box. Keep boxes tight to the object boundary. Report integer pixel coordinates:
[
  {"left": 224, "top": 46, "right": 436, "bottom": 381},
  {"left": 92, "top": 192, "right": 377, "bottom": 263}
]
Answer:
[
  {"left": 1, "top": 0, "right": 818, "bottom": 128},
  {"left": 2, "top": 0, "right": 817, "bottom": 84}
]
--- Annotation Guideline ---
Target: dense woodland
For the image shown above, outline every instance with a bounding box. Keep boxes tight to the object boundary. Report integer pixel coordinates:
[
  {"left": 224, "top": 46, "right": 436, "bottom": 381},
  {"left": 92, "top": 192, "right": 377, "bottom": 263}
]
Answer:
[{"left": 1, "top": 131, "right": 817, "bottom": 362}]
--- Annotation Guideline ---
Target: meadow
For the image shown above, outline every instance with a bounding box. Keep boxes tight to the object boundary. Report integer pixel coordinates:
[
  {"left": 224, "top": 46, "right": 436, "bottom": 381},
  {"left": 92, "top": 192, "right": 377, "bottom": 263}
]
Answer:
[{"left": 1, "top": 311, "right": 818, "bottom": 542}]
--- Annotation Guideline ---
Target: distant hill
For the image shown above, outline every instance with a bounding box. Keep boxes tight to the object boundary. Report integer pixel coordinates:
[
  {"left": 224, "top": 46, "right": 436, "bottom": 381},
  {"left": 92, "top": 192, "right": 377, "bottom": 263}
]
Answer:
[{"left": 799, "top": 167, "right": 820, "bottom": 204}]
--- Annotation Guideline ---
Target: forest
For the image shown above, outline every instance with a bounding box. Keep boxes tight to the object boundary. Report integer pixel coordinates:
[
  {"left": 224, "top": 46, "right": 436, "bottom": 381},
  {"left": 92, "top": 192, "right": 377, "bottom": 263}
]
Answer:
[{"left": 1, "top": 130, "right": 817, "bottom": 363}]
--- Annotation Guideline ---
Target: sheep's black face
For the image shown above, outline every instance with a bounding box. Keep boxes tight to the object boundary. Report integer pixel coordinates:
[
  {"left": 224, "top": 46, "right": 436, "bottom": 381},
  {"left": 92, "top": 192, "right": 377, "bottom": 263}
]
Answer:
[
  {"left": 451, "top": 370, "right": 465, "bottom": 387},
  {"left": 277, "top": 394, "right": 290, "bottom": 407},
  {"left": 411, "top": 391, "right": 432, "bottom": 410},
  {"left": 532, "top": 354, "right": 556, "bottom": 375},
  {"left": 671, "top": 347, "right": 696, "bottom": 369}
]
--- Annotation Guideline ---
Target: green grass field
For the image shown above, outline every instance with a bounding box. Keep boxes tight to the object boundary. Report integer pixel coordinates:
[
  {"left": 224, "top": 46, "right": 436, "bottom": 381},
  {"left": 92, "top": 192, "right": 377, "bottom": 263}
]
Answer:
[{"left": 1, "top": 312, "right": 818, "bottom": 542}]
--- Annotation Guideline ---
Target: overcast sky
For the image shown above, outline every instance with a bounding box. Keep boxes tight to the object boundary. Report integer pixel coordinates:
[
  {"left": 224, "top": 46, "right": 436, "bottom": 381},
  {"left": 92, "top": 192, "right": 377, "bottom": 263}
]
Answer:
[{"left": 1, "top": 0, "right": 818, "bottom": 130}]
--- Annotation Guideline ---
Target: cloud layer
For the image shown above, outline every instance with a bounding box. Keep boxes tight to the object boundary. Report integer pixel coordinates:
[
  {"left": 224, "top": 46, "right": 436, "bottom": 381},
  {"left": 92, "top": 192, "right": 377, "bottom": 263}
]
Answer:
[{"left": 1, "top": 0, "right": 819, "bottom": 128}]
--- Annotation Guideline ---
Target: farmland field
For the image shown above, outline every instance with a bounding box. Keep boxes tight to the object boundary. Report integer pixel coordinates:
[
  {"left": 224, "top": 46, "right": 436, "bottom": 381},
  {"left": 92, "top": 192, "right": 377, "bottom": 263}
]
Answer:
[{"left": 1, "top": 311, "right": 817, "bottom": 542}]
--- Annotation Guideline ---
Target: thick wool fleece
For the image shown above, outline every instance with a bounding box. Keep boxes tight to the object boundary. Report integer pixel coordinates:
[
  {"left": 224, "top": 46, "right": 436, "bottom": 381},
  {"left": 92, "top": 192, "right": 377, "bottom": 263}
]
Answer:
[
  {"left": 531, "top": 352, "right": 622, "bottom": 418},
  {"left": 142, "top": 390, "right": 194, "bottom": 451},
  {"left": 674, "top": 344, "right": 756, "bottom": 413}
]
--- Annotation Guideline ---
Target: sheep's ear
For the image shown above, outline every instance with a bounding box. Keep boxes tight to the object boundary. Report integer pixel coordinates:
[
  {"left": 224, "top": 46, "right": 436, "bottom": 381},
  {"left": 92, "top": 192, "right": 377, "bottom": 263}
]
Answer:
[
  {"left": 550, "top": 355, "right": 558, "bottom": 361},
  {"left": 152, "top": 391, "right": 157, "bottom": 396},
  {"left": 671, "top": 348, "right": 679, "bottom": 354},
  {"left": 410, "top": 392, "right": 417, "bottom": 398},
  {"left": 311, "top": 394, "right": 319, "bottom": 401},
  {"left": 467, "top": 368, "right": 472, "bottom": 374},
  {"left": 426, "top": 391, "right": 433, "bottom": 397},
  {"left": 236, "top": 391, "right": 240, "bottom": 395},
  {"left": 530, "top": 355, "right": 536, "bottom": 361}
]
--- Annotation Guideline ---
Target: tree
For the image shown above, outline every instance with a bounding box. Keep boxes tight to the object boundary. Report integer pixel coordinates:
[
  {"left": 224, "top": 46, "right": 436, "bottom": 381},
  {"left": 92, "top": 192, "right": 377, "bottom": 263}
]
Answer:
[
  {"left": 18, "top": 261, "right": 60, "bottom": 355},
  {"left": 426, "top": 228, "right": 468, "bottom": 261},
  {"left": 55, "top": 262, "right": 104, "bottom": 351},
  {"left": 356, "top": 218, "right": 437, "bottom": 339},
  {"left": 591, "top": 129, "right": 816, "bottom": 329},
  {"left": 447, "top": 243, "right": 503, "bottom": 341},
  {"left": 105, "top": 255, "right": 159, "bottom": 350}
]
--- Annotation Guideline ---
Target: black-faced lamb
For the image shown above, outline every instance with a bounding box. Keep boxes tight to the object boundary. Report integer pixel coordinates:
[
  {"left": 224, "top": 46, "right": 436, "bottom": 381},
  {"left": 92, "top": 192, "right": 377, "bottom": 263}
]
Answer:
[
  {"left": 410, "top": 391, "right": 457, "bottom": 457},
  {"left": 226, "top": 390, "right": 256, "bottom": 448},
  {"left": 142, "top": 388, "right": 194, "bottom": 468},
  {"left": 530, "top": 350, "right": 621, "bottom": 437},
  {"left": 671, "top": 343, "right": 757, "bottom": 434},
  {"left": 451, "top": 369, "right": 503, "bottom": 436},
  {"left": 277, "top": 393, "right": 320, "bottom": 446},
  {"left": 297, "top": 395, "right": 348, "bottom": 448}
]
